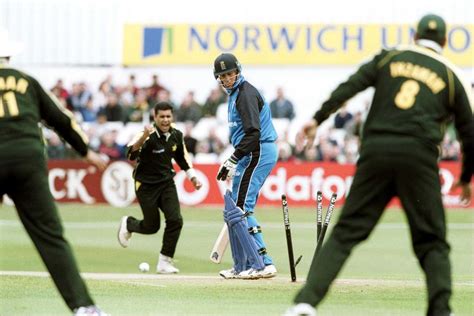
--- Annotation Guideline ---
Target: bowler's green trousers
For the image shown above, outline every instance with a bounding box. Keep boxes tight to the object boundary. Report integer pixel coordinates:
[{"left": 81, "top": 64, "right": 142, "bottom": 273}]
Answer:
[
  {"left": 0, "top": 159, "right": 94, "bottom": 310},
  {"left": 295, "top": 137, "right": 452, "bottom": 316},
  {"left": 127, "top": 180, "right": 183, "bottom": 258}
]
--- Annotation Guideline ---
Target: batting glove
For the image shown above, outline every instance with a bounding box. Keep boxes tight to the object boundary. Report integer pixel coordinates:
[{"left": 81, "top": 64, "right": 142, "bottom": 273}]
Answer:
[{"left": 217, "top": 156, "right": 238, "bottom": 181}]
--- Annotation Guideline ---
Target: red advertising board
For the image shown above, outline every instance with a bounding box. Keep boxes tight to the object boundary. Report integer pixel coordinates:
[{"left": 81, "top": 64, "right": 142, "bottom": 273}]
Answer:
[{"left": 37, "top": 160, "right": 472, "bottom": 208}]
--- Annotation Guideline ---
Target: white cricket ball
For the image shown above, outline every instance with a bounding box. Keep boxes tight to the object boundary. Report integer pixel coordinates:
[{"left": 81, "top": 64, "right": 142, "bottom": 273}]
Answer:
[{"left": 138, "top": 262, "right": 150, "bottom": 273}]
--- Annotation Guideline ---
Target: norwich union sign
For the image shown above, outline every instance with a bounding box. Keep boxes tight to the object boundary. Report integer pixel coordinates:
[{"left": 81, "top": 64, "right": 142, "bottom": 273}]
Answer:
[{"left": 122, "top": 24, "right": 472, "bottom": 66}]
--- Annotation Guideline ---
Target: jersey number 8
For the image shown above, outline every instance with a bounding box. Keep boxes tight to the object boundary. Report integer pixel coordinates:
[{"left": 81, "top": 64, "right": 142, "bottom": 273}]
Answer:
[{"left": 394, "top": 79, "right": 420, "bottom": 110}]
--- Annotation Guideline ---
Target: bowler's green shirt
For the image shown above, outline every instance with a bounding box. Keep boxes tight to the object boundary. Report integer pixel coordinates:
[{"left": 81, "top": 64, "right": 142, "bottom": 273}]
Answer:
[
  {"left": 314, "top": 42, "right": 473, "bottom": 183},
  {"left": 0, "top": 64, "right": 89, "bottom": 164}
]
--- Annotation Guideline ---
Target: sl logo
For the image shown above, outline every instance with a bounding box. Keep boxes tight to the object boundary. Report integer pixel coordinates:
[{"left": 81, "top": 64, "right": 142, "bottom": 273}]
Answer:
[{"left": 172, "top": 144, "right": 177, "bottom": 152}]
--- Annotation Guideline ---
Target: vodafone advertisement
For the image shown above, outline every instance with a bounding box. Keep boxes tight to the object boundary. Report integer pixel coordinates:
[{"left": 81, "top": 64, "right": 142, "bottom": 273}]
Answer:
[{"left": 44, "top": 160, "right": 472, "bottom": 208}]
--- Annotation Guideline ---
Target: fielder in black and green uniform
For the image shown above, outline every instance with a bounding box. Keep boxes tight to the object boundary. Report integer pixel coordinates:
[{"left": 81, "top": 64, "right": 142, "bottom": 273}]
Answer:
[
  {"left": 286, "top": 14, "right": 473, "bottom": 316},
  {"left": 117, "top": 101, "right": 202, "bottom": 274},
  {"left": 0, "top": 38, "right": 108, "bottom": 315}
]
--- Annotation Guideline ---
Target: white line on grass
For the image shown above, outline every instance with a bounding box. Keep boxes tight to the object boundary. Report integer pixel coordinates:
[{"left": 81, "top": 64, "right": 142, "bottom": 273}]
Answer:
[
  {"left": 1, "top": 271, "right": 472, "bottom": 287},
  {"left": 117, "top": 281, "right": 166, "bottom": 287},
  {"left": 0, "top": 270, "right": 221, "bottom": 280}
]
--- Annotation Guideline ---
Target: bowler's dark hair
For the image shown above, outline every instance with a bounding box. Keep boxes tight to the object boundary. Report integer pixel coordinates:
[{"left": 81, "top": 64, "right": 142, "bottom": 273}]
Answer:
[{"left": 154, "top": 101, "right": 173, "bottom": 113}]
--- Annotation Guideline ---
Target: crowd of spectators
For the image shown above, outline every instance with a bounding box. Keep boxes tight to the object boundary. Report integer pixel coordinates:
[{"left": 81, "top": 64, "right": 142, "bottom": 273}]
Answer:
[{"left": 45, "top": 74, "right": 463, "bottom": 164}]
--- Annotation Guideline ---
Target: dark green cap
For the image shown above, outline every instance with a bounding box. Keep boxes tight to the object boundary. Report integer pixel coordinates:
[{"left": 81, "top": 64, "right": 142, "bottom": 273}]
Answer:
[{"left": 416, "top": 14, "right": 446, "bottom": 45}]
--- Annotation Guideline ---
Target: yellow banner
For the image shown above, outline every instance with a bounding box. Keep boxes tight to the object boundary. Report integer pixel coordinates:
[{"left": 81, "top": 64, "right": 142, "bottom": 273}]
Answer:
[{"left": 123, "top": 23, "right": 473, "bottom": 66}]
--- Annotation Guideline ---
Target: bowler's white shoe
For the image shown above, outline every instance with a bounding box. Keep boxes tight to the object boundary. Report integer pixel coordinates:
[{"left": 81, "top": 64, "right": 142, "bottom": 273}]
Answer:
[
  {"left": 283, "top": 303, "right": 317, "bottom": 316},
  {"left": 117, "top": 216, "right": 131, "bottom": 248},
  {"left": 73, "top": 305, "right": 109, "bottom": 316},
  {"left": 157, "top": 254, "right": 179, "bottom": 274},
  {"left": 219, "top": 267, "right": 239, "bottom": 279}
]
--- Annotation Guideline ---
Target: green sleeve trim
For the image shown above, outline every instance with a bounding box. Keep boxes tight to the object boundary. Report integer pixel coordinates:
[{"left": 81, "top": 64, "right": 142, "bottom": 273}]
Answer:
[
  {"left": 376, "top": 50, "right": 402, "bottom": 69},
  {"left": 446, "top": 68, "right": 455, "bottom": 108}
]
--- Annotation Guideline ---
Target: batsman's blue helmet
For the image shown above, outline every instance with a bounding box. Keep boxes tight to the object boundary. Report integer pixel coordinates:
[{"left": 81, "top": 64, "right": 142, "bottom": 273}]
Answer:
[{"left": 213, "top": 53, "right": 242, "bottom": 79}]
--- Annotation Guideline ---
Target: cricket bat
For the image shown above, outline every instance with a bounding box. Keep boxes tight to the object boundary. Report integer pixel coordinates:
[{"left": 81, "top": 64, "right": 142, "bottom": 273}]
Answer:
[{"left": 209, "top": 223, "right": 229, "bottom": 263}]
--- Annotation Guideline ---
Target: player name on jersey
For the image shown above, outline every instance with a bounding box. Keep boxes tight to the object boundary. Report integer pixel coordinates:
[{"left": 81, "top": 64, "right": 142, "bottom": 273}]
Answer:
[
  {"left": 0, "top": 76, "right": 29, "bottom": 93},
  {"left": 390, "top": 62, "right": 445, "bottom": 93}
]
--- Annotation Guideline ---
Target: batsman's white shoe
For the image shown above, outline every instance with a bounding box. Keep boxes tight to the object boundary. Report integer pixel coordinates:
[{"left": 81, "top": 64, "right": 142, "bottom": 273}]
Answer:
[
  {"left": 219, "top": 267, "right": 239, "bottom": 279},
  {"left": 261, "top": 264, "right": 277, "bottom": 278},
  {"left": 157, "top": 254, "right": 179, "bottom": 274},
  {"left": 73, "top": 305, "right": 109, "bottom": 316},
  {"left": 237, "top": 268, "right": 262, "bottom": 279},
  {"left": 237, "top": 264, "right": 277, "bottom": 279},
  {"left": 283, "top": 303, "right": 317, "bottom": 316},
  {"left": 117, "top": 216, "right": 131, "bottom": 248}
]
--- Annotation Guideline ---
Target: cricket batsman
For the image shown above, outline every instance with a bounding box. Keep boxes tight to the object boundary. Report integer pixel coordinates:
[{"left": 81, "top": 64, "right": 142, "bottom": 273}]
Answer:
[{"left": 213, "top": 53, "right": 278, "bottom": 279}]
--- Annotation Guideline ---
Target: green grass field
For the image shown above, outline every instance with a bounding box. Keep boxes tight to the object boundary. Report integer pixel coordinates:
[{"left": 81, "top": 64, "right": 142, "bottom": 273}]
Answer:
[{"left": 0, "top": 203, "right": 473, "bottom": 316}]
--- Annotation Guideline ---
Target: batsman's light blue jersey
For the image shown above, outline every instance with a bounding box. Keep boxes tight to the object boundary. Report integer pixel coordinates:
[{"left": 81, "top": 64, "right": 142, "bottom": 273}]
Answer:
[
  {"left": 224, "top": 74, "right": 278, "bottom": 266},
  {"left": 228, "top": 91, "right": 277, "bottom": 146},
  {"left": 226, "top": 75, "right": 277, "bottom": 159}
]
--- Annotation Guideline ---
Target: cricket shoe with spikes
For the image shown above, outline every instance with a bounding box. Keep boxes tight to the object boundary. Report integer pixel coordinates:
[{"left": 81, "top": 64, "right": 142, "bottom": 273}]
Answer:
[
  {"left": 219, "top": 267, "right": 239, "bottom": 279},
  {"left": 261, "top": 264, "right": 277, "bottom": 278},
  {"left": 237, "top": 264, "right": 277, "bottom": 279},
  {"left": 237, "top": 268, "right": 263, "bottom": 279},
  {"left": 283, "top": 303, "right": 317, "bottom": 316},
  {"left": 156, "top": 254, "right": 179, "bottom": 274},
  {"left": 117, "top": 216, "right": 131, "bottom": 248}
]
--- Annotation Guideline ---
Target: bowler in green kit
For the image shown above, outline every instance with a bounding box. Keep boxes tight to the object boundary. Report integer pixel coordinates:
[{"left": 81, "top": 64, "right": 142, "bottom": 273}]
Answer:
[
  {"left": 285, "top": 14, "right": 473, "bottom": 316},
  {"left": 117, "top": 101, "right": 202, "bottom": 274},
  {"left": 0, "top": 32, "right": 108, "bottom": 315}
]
